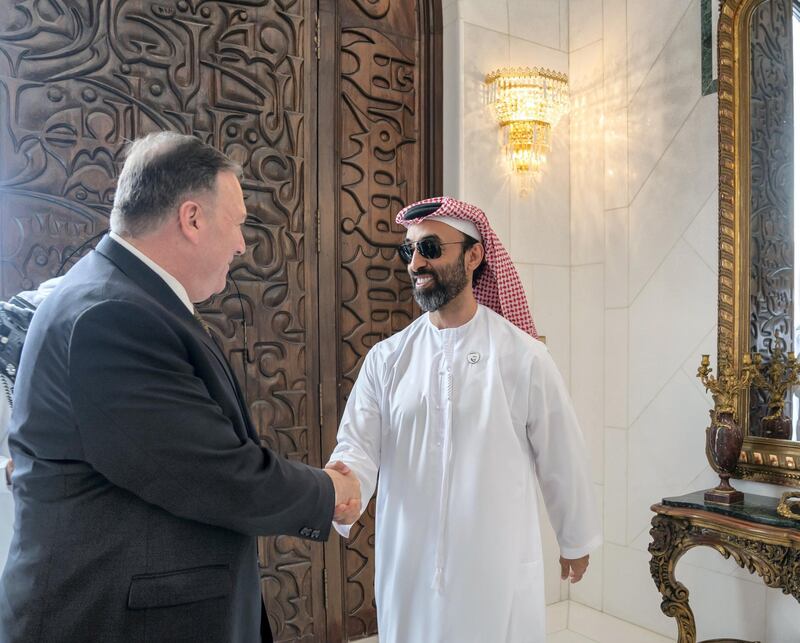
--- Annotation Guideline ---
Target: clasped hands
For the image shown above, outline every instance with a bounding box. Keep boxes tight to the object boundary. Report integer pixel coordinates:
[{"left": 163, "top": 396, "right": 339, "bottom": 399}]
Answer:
[{"left": 323, "top": 461, "right": 361, "bottom": 524}]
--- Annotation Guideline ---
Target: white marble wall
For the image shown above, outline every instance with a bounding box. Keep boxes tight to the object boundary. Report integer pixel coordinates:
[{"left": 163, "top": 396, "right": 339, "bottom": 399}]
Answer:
[
  {"left": 567, "top": 0, "right": 800, "bottom": 640},
  {"left": 442, "top": 0, "right": 573, "bottom": 606}
]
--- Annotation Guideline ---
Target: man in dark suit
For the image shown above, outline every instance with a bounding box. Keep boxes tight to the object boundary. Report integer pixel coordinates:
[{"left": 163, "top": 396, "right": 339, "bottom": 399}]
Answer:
[{"left": 0, "top": 132, "right": 360, "bottom": 642}]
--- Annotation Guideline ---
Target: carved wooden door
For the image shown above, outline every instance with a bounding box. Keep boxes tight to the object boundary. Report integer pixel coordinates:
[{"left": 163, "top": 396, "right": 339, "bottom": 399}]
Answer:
[
  {"left": 0, "top": 1, "right": 440, "bottom": 641},
  {"left": 0, "top": 1, "right": 331, "bottom": 640},
  {"left": 317, "top": 0, "right": 441, "bottom": 639}
]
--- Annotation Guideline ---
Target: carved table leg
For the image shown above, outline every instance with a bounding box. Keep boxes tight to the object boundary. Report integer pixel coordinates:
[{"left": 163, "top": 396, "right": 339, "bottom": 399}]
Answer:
[{"left": 649, "top": 515, "right": 696, "bottom": 643}]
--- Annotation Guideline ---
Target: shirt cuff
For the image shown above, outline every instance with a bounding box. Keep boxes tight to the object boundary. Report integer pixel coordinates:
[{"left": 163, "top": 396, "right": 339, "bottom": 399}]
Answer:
[
  {"left": 0, "top": 457, "right": 10, "bottom": 490},
  {"left": 333, "top": 521, "right": 353, "bottom": 539}
]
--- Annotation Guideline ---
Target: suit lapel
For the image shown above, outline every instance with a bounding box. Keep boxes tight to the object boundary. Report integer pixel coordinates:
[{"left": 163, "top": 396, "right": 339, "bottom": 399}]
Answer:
[
  {"left": 188, "top": 320, "right": 245, "bottom": 407},
  {"left": 191, "top": 323, "right": 259, "bottom": 442},
  {"left": 95, "top": 236, "right": 257, "bottom": 441}
]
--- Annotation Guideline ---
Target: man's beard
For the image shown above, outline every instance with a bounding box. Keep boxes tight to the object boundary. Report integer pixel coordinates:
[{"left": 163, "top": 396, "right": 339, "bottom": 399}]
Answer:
[{"left": 411, "top": 253, "right": 468, "bottom": 312}]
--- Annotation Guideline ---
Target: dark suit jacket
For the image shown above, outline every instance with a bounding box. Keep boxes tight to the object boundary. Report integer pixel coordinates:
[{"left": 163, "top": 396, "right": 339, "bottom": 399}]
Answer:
[{"left": 0, "top": 236, "right": 334, "bottom": 642}]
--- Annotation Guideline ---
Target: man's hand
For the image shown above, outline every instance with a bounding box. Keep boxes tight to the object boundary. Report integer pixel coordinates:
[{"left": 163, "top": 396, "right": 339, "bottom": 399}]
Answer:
[
  {"left": 324, "top": 461, "right": 361, "bottom": 525},
  {"left": 559, "top": 555, "right": 589, "bottom": 583}
]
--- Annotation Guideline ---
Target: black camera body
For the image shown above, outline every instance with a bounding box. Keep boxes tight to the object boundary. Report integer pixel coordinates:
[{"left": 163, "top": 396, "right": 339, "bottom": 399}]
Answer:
[{"left": 0, "top": 297, "right": 36, "bottom": 383}]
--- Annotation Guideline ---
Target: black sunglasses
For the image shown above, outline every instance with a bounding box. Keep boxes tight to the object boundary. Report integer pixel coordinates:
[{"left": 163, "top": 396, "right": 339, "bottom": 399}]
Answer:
[{"left": 397, "top": 238, "right": 469, "bottom": 264}]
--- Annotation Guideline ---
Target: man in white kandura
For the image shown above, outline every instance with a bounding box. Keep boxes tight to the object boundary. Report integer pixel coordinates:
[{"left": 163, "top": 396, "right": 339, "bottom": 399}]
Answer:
[{"left": 327, "top": 197, "right": 602, "bottom": 643}]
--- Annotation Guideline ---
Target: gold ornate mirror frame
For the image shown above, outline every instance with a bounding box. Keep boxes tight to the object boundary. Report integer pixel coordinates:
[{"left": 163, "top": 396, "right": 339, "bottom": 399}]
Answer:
[{"left": 719, "top": 0, "right": 800, "bottom": 486}]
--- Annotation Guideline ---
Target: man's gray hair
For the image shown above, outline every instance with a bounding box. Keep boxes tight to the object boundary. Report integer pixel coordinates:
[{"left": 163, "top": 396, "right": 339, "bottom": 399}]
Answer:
[{"left": 110, "top": 132, "right": 242, "bottom": 237}]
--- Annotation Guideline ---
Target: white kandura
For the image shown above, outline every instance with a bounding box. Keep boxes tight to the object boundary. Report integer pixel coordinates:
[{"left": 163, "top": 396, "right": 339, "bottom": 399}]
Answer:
[{"left": 329, "top": 304, "right": 602, "bottom": 643}]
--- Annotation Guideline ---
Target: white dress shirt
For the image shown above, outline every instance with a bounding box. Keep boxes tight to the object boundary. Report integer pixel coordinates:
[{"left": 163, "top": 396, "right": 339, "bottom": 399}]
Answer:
[{"left": 109, "top": 232, "right": 194, "bottom": 313}]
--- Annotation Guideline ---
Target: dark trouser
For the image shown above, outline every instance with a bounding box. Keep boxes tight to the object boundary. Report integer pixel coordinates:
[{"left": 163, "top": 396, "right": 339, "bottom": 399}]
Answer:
[{"left": 260, "top": 598, "right": 273, "bottom": 643}]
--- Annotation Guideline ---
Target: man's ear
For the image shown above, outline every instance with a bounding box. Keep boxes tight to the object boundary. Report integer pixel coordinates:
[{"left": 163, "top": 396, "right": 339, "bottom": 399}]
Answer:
[
  {"left": 467, "top": 242, "right": 485, "bottom": 273},
  {"left": 177, "top": 199, "right": 203, "bottom": 243}
]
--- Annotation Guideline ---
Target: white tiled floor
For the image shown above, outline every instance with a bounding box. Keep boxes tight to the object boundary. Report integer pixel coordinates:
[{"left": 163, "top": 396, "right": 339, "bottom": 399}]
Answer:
[
  {"left": 548, "top": 631, "right": 595, "bottom": 643},
  {"left": 562, "top": 601, "right": 673, "bottom": 643},
  {"left": 351, "top": 601, "right": 673, "bottom": 643}
]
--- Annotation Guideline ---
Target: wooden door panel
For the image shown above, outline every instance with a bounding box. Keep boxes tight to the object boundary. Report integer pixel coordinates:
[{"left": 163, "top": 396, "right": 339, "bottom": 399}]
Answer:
[
  {"left": 0, "top": 2, "right": 326, "bottom": 640},
  {"left": 317, "top": 0, "right": 440, "bottom": 639},
  {"left": 0, "top": 1, "right": 440, "bottom": 640},
  {"left": 338, "top": 20, "right": 418, "bottom": 641}
]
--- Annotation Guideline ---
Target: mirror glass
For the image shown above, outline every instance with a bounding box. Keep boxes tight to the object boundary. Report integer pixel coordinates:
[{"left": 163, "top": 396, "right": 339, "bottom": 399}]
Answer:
[
  {"left": 793, "top": 6, "right": 800, "bottom": 438},
  {"left": 748, "top": 0, "right": 800, "bottom": 440}
]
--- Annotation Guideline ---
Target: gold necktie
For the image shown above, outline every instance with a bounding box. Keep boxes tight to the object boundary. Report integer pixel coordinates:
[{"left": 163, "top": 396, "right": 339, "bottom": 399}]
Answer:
[{"left": 193, "top": 312, "right": 212, "bottom": 336}]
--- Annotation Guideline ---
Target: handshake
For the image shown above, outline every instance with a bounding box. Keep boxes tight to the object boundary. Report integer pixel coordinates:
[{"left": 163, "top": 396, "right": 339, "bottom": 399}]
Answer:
[{"left": 323, "top": 461, "right": 362, "bottom": 525}]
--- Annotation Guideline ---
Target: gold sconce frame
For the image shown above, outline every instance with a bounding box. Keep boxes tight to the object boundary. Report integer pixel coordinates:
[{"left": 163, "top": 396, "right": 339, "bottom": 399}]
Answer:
[{"left": 718, "top": 0, "right": 800, "bottom": 486}]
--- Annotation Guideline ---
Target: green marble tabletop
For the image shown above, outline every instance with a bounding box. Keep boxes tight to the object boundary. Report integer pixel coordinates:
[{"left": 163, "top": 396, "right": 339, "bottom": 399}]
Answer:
[{"left": 660, "top": 490, "right": 800, "bottom": 530}]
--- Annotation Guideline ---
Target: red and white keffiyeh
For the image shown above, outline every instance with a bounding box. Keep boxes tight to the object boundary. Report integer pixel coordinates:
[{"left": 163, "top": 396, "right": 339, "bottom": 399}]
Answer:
[{"left": 396, "top": 196, "right": 538, "bottom": 339}]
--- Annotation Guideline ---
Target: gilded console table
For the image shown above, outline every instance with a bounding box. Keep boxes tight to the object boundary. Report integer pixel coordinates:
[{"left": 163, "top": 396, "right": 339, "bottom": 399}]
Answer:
[{"left": 649, "top": 492, "right": 800, "bottom": 643}]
